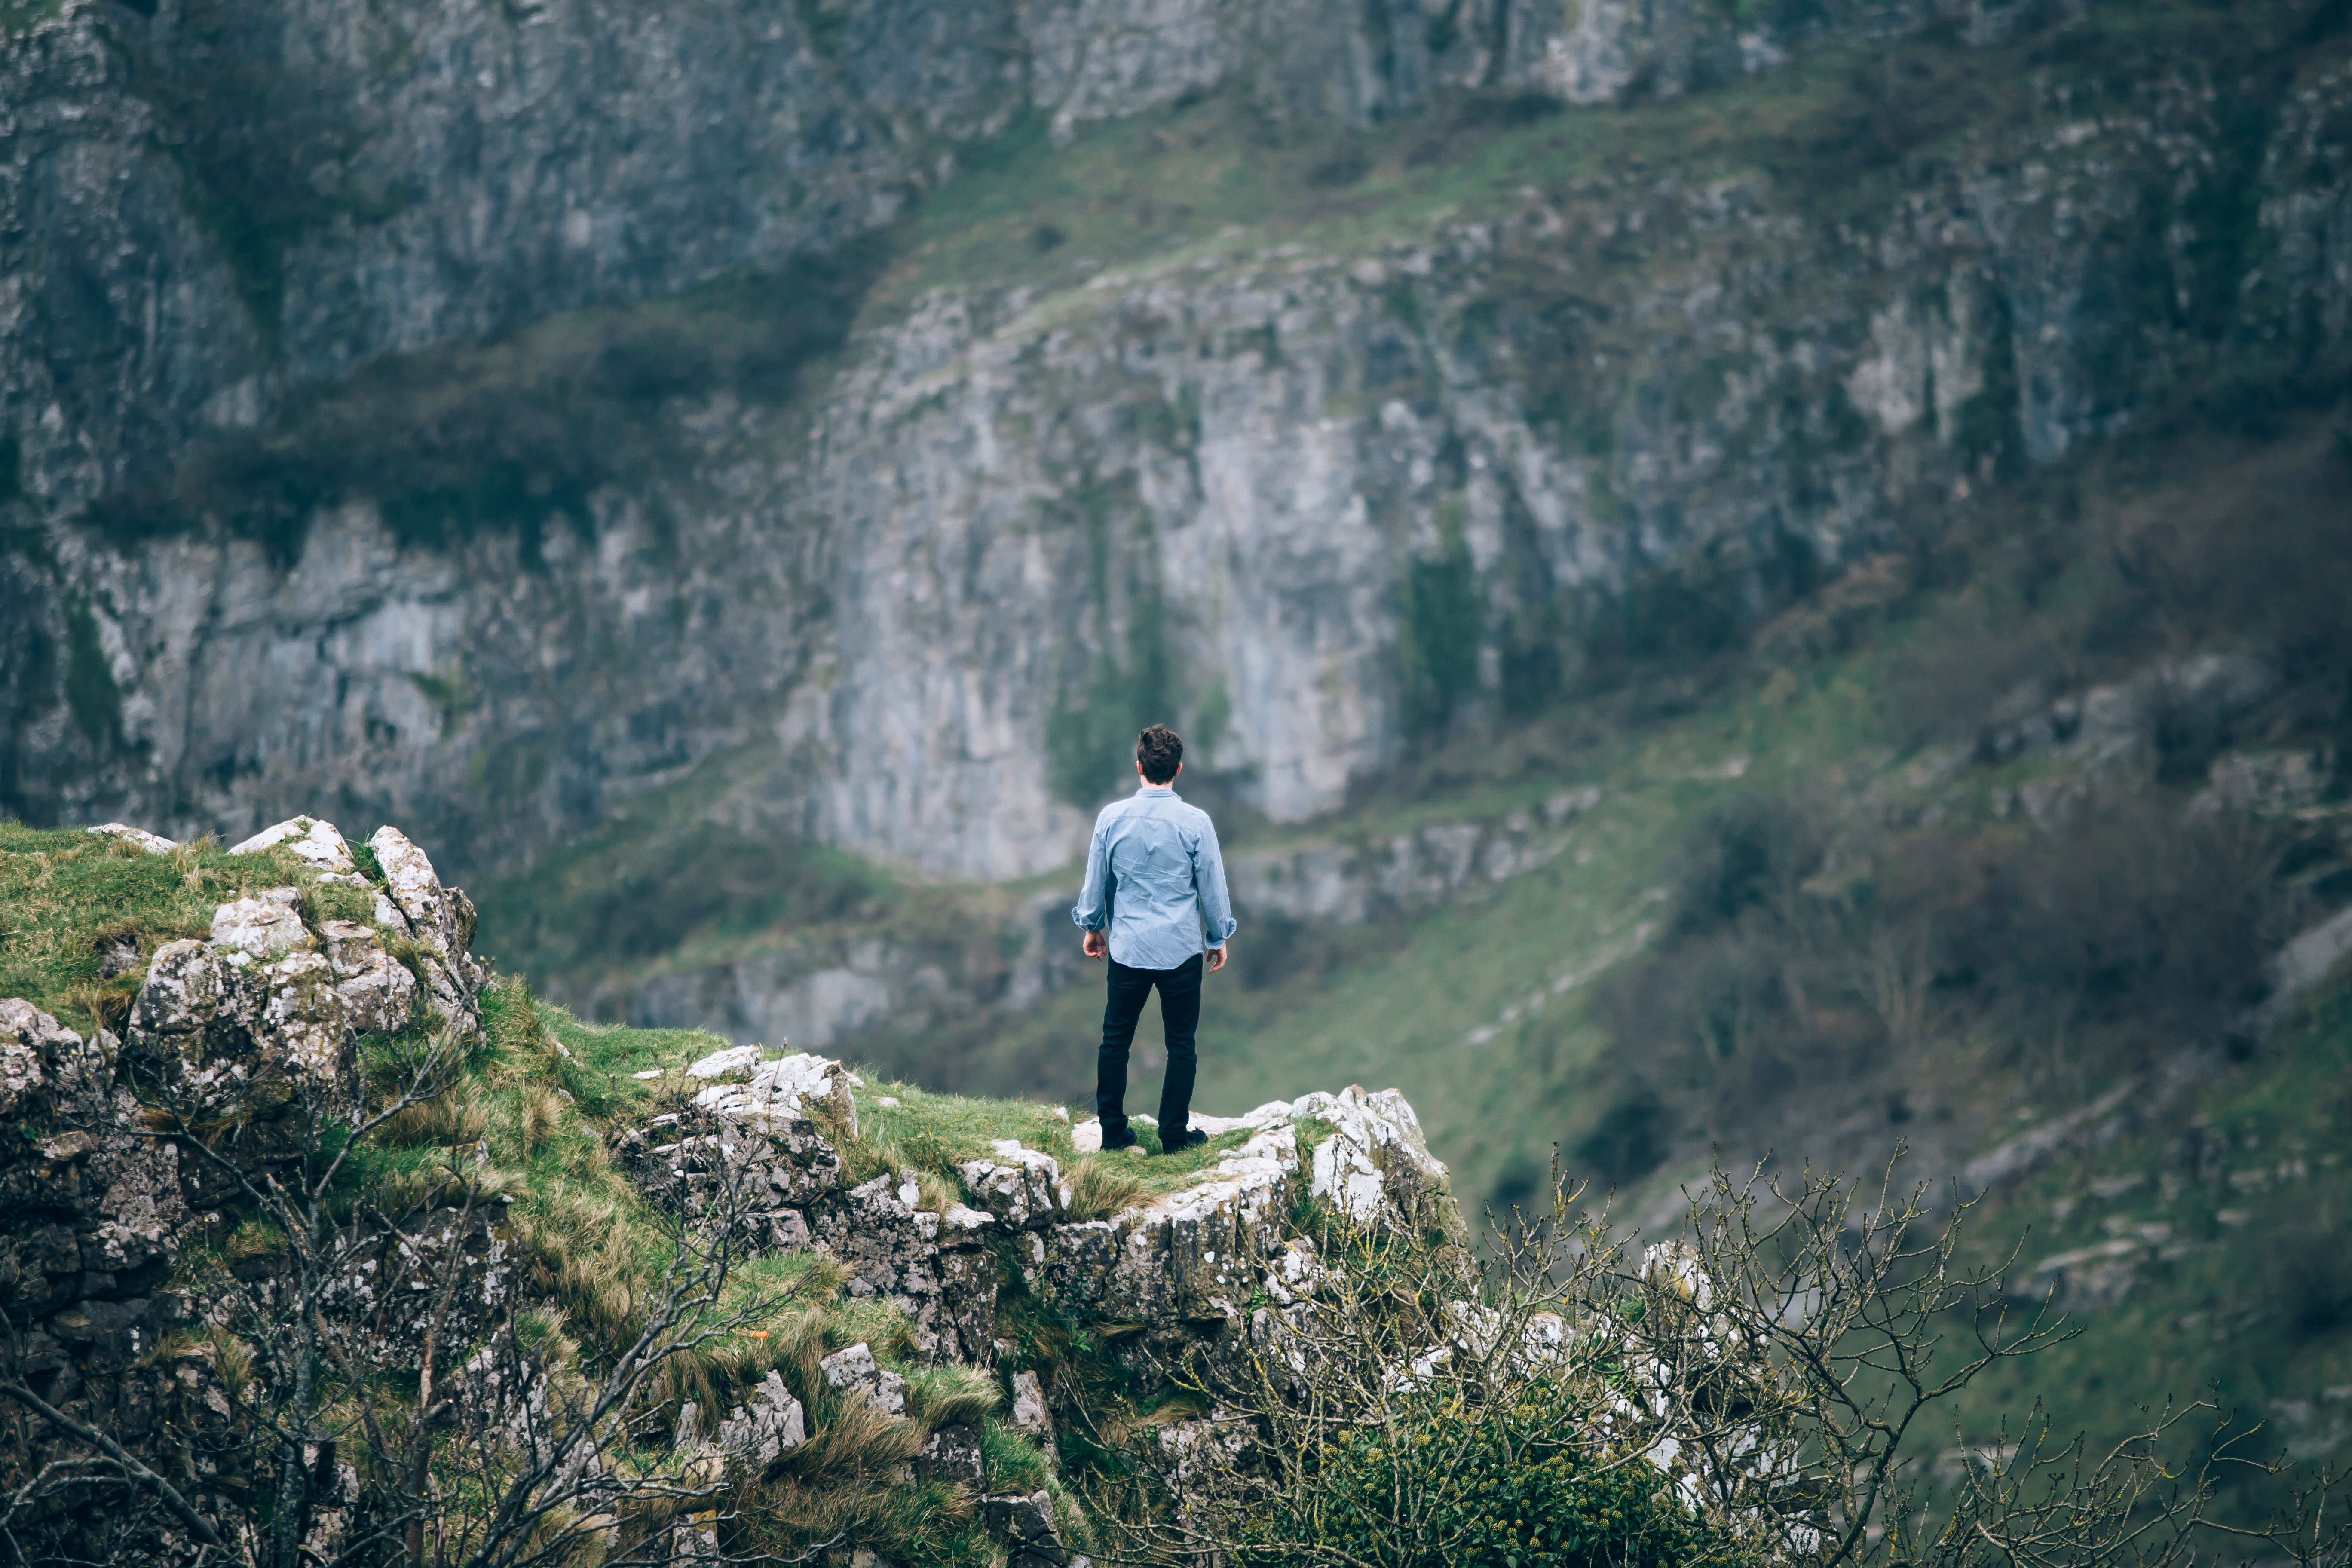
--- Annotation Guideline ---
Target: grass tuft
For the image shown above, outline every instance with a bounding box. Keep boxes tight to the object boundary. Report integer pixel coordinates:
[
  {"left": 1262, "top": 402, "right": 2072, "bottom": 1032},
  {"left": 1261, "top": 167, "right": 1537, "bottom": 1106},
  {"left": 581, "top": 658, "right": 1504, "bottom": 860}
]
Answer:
[
  {"left": 905, "top": 1364, "right": 1002, "bottom": 1432},
  {"left": 1062, "top": 1156, "right": 1147, "bottom": 1222}
]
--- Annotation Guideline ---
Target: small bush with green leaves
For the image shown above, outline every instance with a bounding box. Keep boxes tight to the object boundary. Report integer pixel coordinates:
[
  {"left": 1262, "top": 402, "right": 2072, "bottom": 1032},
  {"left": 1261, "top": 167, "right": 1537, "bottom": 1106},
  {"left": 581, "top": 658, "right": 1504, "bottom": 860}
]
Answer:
[{"left": 1256, "top": 1383, "right": 1721, "bottom": 1568}]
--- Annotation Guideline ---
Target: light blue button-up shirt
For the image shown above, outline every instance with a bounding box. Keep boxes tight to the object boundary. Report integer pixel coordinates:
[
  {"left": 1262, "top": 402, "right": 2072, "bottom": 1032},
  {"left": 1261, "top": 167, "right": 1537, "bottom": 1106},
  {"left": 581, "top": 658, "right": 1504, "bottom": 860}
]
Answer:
[{"left": 1071, "top": 785, "right": 1238, "bottom": 971}]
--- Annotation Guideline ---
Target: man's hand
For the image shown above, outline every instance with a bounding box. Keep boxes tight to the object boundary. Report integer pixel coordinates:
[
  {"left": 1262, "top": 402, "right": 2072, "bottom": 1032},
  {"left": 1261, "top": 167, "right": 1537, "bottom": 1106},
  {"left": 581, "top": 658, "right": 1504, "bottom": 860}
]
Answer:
[
  {"left": 1083, "top": 929, "right": 1109, "bottom": 961},
  {"left": 1205, "top": 942, "right": 1229, "bottom": 975}
]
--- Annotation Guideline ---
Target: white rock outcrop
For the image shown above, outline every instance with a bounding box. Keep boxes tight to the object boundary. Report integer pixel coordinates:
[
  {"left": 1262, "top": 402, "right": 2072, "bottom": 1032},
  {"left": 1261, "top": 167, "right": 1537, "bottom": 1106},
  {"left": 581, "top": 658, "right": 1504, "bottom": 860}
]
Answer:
[
  {"left": 692, "top": 1051, "right": 861, "bottom": 1139},
  {"left": 819, "top": 1341, "right": 906, "bottom": 1417},
  {"left": 125, "top": 822, "right": 480, "bottom": 1106},
  {"left": 367, "top": 826, "right": 485, "bottom": 1030},
  {"left": 961, "top": 1143, "right": 1073, "bottom": 1231},
  {"left": 87, "top": 824, "right": 176, "bottom": 854},
  {"left": 712, "top": 1371, "right": 808, "bottom": 1469},
  {"left": 230, "top": 815, "right": 358, "bottom": 875}
]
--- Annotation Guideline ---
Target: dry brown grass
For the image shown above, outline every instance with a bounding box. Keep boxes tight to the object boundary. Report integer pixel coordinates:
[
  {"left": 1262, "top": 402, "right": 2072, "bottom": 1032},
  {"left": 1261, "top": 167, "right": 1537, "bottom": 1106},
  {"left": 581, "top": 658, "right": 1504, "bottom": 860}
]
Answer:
[
  {"left": 379, "top": 1084, "right": 491, "bottom": 1148},
  {"left": 1063, "top": 1155, "right": 1147, "bottom": 1222},
  {"left": 519, "top": 1085, "right": 566, "bottom": 1151},
  {"left": 904, "top": 1364, "right": 1001, "bottom": 1432}
]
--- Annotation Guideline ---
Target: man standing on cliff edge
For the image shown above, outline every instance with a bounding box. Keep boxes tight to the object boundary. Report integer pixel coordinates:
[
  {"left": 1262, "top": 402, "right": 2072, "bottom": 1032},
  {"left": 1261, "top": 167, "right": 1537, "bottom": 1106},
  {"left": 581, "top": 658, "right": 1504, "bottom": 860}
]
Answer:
[{"left": 1072, "top": 724, "right": 1237, "bottom": 1155}]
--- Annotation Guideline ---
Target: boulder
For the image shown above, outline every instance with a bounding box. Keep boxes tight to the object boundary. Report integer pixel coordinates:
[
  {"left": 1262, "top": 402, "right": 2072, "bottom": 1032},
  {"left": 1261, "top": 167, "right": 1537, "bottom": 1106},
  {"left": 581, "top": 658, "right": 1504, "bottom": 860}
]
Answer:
[
  {"left": 318, "top": 920, "right": 417, "bottom": 1035},
  {"left": 127, "top": 938, "right": 355, "bottom": 1113},
  {"left": 366, "top": 827, "right": 484, "bottom": 1029},
  {"left": 693, "top": 1051, "right": 861, "bottom": 1139},
  {"left": 715, "top": 1369, "right": 808, "bottom": 1469},
  {"left": 686, "top": 1044, "right": 763, "bottom": 1078},
  {"left": 961, "top": 1142, "right": 1072, "bottom": 1230},
  {"left": 1009, "top": 1369, "right": 1052, "bottom": 1437},
  {"left": 819, "top": 1341, "right": 906, "bottom": 1417},
  {"left": 209, "top": 888, "right": 315, "bottom": 959}
]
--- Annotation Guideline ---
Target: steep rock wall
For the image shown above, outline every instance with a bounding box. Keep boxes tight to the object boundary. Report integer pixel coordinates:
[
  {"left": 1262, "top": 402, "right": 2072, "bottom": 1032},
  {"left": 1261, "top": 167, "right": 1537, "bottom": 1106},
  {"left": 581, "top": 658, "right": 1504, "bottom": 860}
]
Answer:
[
  {"left": 0, "top": 0, "right": 1902, "bottom": 514},
  {"left": 3, "top": 6, "right": 2349, "bottom": 886}
]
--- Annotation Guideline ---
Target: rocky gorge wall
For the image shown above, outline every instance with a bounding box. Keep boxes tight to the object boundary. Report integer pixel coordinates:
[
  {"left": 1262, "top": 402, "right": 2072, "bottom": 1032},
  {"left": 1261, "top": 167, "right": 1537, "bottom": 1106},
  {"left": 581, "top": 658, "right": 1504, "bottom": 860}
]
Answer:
[{"left": 4, "top": 0, "right": 2351, "bottom": 888}]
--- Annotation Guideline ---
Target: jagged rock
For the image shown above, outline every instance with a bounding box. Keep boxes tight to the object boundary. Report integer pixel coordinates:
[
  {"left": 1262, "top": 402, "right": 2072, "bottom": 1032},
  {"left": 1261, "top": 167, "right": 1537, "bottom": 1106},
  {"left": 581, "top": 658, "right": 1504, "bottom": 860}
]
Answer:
[
  {"left": 692, "top": 1051, "right": 861, "bottom": 1139},
  {"left": 716, "top": 1369, "right": 808, "bottom": 1468},
  {"left": 916, "top": 1422, "right": 984, "bottom": 1487},
  {"left": 812, "top": 1175, "right": 998, "bottom": 1364},
  {"left": 318, "top": 919, "right": 418, "bottom": 1035},
  {"left": 819, "top": 1342, "right": 906, "bottom": 1417},
  {"left": 126, "top": 940, "right": 283, "bottom": 1112},
  {"left": 983, "top": 1491, "right": 1073, "bottom": 1568},
  {"left": 367, "top": 827, "right": 484, "bottom": 1029},
  {"left": 1009, "top": 1370, "right": 1053, "bottom": 1438},
  {"left": 229, "top": 815, "right": 357, "bottom": 874},
  {"left": 0, "top": 999, "right": 187, "bottom": 1360},
  {"left": 961, "top": 1143, "right": 1072, "bottom": 1230},
  {"left": 209, "top": 888, "right": 315, "bottom": 959},
  {"left": 129, "top": 931, "right": 353, "bottom": 1100},
  {"left": 1288, "top": 1087, "right": 1459, "bottom": 1240},
  {"left": 614, "top": 1106, "right": 840, "bottom": 1250},
  {"left": 686, "top": 1044, "right": 763, "bottom": 1078},
  {"left": 254, "top": 951, "right": 355, "bottom": 1080},
  {"left": 126, "top": 825, "right": 492, "bottom": 1108}
]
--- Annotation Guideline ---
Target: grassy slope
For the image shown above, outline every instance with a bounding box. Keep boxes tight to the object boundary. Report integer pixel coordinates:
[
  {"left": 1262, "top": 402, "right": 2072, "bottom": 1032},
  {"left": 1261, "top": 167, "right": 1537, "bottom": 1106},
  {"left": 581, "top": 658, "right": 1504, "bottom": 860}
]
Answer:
[
  {"left": 435, "top": 0, "right": 2352, "bottom": 1490},
  {"left": 1951, "top": 989, "right": 2352, "bottom": 1510}
]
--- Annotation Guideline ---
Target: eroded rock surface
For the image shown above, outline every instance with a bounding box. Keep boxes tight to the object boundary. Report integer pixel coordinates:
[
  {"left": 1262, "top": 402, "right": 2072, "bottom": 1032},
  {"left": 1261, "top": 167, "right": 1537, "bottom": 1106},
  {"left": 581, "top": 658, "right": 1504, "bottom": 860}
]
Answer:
[{"left": 611, "top": 1056, "right": 1462, "bottom": 1390}]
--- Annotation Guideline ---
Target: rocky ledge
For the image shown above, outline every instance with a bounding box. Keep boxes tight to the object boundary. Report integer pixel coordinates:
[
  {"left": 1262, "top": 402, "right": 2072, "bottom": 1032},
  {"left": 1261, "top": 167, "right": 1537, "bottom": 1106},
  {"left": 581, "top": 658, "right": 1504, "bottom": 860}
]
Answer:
[{"left": 2, "top": 815, "right": 1468, "bottom": 1568}]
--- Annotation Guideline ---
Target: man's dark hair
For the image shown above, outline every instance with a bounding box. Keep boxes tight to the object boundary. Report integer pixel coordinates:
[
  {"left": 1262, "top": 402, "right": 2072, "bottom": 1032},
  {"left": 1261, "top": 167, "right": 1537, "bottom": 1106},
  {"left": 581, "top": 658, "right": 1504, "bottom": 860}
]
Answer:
[{"left": 1136, "top": 724, "right": 1183, "bottom": 784}]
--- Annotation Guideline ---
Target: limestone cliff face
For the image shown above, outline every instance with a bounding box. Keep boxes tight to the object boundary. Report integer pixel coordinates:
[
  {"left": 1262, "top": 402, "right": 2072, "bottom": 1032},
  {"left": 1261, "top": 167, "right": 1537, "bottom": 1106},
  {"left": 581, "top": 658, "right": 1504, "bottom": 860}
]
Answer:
[
  {"left": 3, "top": 0, "right": 2349, "bottom": 883},
  {"left": 0, "top": 0, "right": 1886, "bottom": 512}
]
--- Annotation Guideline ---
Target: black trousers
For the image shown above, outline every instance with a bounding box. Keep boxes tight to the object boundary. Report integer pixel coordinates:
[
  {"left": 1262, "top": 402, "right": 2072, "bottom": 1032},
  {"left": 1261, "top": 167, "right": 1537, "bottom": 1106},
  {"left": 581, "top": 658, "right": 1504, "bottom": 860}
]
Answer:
[{"left": 1096, "top": 954, "right": 1202, "bottom": 1142}]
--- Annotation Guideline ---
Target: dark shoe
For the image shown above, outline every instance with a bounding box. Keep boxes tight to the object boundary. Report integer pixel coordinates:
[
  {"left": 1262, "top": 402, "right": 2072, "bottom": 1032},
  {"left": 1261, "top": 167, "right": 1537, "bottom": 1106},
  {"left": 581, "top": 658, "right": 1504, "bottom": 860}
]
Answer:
[
  {"left": 1099, "top": 1125, "right": 1140, "bottom": 1152},
  {"left": 1158, "top": 1127, "right": 1208, "bottom": 1155}
]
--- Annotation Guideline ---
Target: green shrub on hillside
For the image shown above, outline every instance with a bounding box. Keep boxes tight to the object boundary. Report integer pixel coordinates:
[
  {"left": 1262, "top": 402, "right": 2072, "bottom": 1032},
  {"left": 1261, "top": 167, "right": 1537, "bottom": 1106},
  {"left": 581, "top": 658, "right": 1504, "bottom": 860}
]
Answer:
[{"left": 1256, "top": 1384, "right": 1720, "bottom": 1568}]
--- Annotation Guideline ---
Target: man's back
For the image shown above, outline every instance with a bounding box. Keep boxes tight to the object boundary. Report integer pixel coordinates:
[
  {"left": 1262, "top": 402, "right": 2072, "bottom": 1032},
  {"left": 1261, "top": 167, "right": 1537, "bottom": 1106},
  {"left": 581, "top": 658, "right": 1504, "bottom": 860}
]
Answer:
[
  {"left": 1073, "top": 726, "right": 1231, "bottom": 1155},
  {"left": 1074, "top": 785, "right": 1236, "bottom": 971}
]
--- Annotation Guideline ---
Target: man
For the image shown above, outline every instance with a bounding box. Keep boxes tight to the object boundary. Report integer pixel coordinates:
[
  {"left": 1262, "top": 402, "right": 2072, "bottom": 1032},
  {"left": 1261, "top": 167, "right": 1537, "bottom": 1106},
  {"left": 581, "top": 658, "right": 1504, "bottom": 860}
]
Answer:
[{"left": 1072, "top": 724, "right": 1237, "bottom": 1155}]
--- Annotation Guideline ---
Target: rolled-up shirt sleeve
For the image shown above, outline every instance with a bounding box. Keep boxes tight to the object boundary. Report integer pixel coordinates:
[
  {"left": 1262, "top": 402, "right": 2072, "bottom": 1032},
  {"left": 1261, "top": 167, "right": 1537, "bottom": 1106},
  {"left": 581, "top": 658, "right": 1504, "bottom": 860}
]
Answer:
[
  {"left": 1190, "top": 818, "right": 1237, "bottom": 949},
  {"left": 1071, "top": 816, "right": 1113, "bottom": 934}
]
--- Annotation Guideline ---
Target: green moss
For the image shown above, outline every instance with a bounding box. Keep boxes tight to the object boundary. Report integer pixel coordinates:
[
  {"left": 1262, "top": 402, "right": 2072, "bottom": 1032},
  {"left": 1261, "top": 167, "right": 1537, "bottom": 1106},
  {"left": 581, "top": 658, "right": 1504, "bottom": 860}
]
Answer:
[
  {"left": 1045, "top": 480, "right": 1179, "bottom": 808},
  {"left": 61, "top": 599, "right": 121, "bottom": 745},
  {"left": 84, "top": 238, "right": 883, "bottom": 566},
  {"left": 0, "top": 0, "right": 65, "bottom": 37},
  {"left": 792, "top": 0, "right": 849, "bottom": 64},
  {"left": 1395, "top": 499, "right": 1482, "bottom": 735}
]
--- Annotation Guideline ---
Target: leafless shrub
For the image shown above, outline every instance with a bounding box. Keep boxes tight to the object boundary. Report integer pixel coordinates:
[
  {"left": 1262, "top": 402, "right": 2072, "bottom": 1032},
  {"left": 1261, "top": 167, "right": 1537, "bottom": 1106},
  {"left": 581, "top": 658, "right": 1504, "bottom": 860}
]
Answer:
[{"left": 1083, "top": 1159, "right": 2350, "bottom": 1568}]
